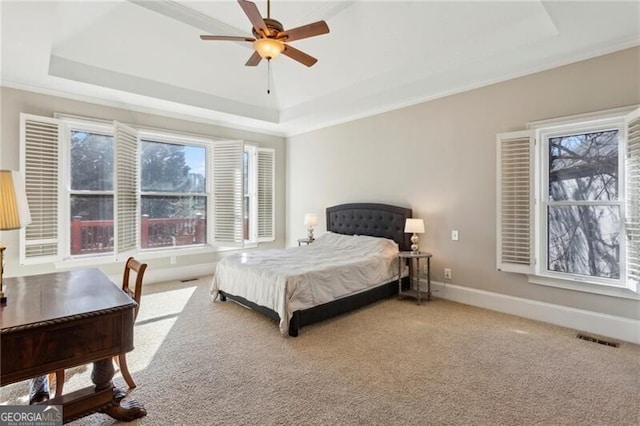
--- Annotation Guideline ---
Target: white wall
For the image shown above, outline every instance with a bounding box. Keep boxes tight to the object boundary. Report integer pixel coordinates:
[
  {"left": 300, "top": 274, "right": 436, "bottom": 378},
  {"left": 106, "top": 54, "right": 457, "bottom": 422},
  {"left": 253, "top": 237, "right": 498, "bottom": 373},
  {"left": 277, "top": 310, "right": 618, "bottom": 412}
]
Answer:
[
  {"left": 286, "top": 47, "right": 640, "bottom": 321},
  {"left": 0, "top": 87, "right": 287, "bottom": 280}
]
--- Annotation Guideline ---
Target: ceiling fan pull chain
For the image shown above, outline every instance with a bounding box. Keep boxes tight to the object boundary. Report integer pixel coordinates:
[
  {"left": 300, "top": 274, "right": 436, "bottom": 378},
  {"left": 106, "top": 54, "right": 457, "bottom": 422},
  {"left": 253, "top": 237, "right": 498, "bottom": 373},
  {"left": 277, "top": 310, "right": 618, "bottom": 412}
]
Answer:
[{"left": 267, "top": 59, "right": 271, "bottom": 95}]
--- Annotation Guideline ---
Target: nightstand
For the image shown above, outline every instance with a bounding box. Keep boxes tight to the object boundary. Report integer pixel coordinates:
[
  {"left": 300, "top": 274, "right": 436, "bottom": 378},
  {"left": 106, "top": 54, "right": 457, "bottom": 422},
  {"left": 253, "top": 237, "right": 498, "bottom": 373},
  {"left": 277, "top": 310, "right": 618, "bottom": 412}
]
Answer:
[
  {"left": 297, "top": 238, "right": 312, "bottom": 246},
  {"left": 397, "top": 251, "right": 432, "bottom": 305}
]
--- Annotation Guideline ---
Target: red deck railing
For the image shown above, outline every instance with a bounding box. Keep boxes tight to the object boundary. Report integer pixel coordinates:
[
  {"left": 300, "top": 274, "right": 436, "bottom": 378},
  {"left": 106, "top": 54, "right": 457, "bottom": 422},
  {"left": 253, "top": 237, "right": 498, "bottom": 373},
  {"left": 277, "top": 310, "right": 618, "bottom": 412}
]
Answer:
[{"left": 70, "top": 215, "right": 206, "bottom": 255}]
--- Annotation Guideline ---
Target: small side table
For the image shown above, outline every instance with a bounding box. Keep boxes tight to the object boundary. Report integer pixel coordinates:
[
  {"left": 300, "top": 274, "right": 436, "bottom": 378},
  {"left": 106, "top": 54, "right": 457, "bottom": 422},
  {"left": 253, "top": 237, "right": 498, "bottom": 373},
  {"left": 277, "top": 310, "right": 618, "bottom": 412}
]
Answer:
[
  {"left": 397, "top": 251, "right": 432, "bottom": 305},
  {"left": 297, "top": 238, "right": 312, "bottom": 246}
]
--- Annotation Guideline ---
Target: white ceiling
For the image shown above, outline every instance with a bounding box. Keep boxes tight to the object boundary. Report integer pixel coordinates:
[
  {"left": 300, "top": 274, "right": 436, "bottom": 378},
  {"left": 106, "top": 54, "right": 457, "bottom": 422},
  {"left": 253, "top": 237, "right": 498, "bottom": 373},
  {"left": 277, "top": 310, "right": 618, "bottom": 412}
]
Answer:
[{"left": 1, "top": 1, "right": 639, "bottom": 136}]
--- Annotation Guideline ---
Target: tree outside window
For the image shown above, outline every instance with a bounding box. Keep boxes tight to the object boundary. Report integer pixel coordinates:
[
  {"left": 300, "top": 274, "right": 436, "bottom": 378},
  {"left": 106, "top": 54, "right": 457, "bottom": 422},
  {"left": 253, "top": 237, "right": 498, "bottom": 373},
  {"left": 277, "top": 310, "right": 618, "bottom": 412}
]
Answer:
[
  {"left": 546, "top": 130, "right": 621, "bottom": 279},
  {"left": 69, "top": 130, "right": 114, "bottom": 255},
  {"left": 140, "top": 140, "right": 207, "bottom": 249}
]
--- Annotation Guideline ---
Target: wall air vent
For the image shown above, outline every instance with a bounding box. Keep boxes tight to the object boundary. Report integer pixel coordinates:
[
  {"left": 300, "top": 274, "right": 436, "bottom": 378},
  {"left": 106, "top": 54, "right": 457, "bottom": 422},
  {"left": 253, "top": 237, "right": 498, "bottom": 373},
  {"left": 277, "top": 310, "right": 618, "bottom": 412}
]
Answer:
[{"left": 577, "top": 333, "right": 620, "bottom": 348}]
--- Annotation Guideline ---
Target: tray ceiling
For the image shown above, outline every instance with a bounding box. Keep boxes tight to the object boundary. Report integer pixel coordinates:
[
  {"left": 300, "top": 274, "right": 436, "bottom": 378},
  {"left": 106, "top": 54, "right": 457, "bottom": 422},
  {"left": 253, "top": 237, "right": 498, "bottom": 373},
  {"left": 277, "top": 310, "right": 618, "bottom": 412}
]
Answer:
[{"left": 1, "top": 1, "right": 639, "bottom": 136}]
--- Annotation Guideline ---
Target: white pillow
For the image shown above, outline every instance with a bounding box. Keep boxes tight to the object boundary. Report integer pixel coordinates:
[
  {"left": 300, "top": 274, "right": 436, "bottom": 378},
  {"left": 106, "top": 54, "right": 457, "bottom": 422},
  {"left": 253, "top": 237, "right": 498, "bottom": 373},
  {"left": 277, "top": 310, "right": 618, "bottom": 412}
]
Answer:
[{"left": 313, "top": 232, "right": 398, "bottom": 254}]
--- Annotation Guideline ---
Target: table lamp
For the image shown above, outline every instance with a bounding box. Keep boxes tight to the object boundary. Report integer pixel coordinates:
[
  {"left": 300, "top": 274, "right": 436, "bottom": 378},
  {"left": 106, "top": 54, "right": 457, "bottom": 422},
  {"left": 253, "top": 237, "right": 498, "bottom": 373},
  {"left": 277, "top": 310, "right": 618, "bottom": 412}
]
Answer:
[
  {"left": 404, "top": 218, "right": 425, "bottom": 254},
  {"left": 304, "top": 213, "right": 318, "bottom": 242},
  {"left": 0, "top": 170, "right": 32, "bottom": 305}
]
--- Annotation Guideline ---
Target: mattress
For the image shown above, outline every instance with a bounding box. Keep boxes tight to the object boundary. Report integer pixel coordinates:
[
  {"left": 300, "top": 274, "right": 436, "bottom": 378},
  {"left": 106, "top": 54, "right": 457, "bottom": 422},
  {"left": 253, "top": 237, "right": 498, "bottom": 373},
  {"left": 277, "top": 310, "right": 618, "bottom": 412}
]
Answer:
[{"left": 210, "top": 232, "right": 402, "bottom": 334}]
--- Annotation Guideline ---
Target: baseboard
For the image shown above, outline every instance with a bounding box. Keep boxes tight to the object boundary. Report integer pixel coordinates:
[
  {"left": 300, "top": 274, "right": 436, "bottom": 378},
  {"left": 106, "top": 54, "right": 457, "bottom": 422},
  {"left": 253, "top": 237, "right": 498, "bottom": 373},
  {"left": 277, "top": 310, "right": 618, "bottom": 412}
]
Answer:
[
  {"left": 108, "top": 263, "right": 216, "bottom": 286},
  {"left": 419, "top": 279, "right": 640, "bottom": 344}
]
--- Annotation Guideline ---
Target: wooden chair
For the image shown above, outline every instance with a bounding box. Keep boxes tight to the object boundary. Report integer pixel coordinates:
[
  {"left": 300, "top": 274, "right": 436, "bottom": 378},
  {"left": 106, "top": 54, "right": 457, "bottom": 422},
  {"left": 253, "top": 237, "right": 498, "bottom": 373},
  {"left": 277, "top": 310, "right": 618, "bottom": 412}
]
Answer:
[
  {"left": 49, "top": 257, "right": 147, "bottom": 396},
  {"left": 115, "top": 257, "right": 147, "bottom": 389}
]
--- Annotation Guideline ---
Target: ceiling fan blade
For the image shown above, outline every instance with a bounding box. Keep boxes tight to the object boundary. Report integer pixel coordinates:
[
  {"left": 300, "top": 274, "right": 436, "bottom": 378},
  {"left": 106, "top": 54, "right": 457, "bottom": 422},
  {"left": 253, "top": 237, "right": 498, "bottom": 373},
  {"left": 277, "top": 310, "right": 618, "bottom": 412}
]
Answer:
[
  {"left": 279, "top": 21, "right": 329, "bottom": 42},
  {"left": 130, "top": 0, "right": 250, "bottom": 40},
  {"left": 200, "top": 35, "right": 255, "bottom": 42},
  {"left": 245, "top": 50, "right": 262, "bottom": 66},
  {"left": 238, "top": 0, "right": 268, "bottom": 37},
  {"left": 282, "top": 44, "right": 318, "bottom": 67}
]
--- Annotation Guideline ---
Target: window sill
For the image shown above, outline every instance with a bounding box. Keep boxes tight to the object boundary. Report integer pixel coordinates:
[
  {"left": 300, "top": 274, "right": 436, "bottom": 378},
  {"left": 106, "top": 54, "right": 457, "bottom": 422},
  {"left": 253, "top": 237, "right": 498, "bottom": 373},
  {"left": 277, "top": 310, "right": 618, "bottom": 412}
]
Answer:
[
  {"left": 53, "top": 241, "right": 263, "bottom": 269},
  {"left": 136, "top": 241, "right": 259, "bottom": 258},
  {"left": 54, "top": 254, "right": 116, "bottom": 270},
  {"left": 528, "top": 274, "right": 639, "bottom": 300},
  {"left": 138, "top": 244, "right": 219, "bottom": 259}
]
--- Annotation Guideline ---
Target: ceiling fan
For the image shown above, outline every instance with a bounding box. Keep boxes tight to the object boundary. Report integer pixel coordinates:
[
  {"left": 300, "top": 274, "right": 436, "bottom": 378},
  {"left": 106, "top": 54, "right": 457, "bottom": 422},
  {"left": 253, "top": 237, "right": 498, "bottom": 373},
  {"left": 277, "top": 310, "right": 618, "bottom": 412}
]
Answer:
[{"left": 200, "top": 0, "right": 330, "bottom": 67}]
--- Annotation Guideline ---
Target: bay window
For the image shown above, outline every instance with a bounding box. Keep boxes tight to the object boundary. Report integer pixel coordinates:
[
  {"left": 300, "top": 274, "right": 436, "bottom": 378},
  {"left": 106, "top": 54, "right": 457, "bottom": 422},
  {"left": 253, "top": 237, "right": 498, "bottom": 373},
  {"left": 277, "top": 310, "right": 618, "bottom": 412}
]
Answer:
[{"left": 19, "top": 113, "right": 275, "bottom": 264}]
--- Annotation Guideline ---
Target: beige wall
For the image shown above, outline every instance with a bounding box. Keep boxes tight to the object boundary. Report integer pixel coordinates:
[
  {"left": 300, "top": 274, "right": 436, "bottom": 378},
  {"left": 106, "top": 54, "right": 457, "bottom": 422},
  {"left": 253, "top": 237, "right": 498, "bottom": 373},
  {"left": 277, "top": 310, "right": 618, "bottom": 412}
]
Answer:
[
  {"left": 0, "top": 87, "right": 286, "bottom": 280},
  {"left": 286, "top": 47, "right": 640, "bottom": 320}
]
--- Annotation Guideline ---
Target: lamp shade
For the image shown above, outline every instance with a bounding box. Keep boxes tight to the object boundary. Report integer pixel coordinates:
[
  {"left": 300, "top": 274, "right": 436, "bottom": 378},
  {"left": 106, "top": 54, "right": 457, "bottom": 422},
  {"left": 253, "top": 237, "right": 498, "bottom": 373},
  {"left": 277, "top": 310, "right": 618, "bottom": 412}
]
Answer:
[
  {"left": 254, "top": 38, "right": 284, "bottom": 59},
  {"left": 304, "top": 213, "right": 318, "bottom": 227},
  {"left": 0, "top": 170, "right": 31, "bottom": 230},
  {"left": 404, "top": 218, "right": 425, "bottom": 234}
]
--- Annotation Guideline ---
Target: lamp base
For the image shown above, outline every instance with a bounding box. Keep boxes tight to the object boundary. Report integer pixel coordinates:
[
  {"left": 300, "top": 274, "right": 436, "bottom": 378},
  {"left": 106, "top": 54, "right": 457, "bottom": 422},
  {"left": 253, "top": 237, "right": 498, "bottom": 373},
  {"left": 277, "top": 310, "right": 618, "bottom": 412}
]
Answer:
[
  {"left": 410, "top": 234, "right": 419, "bottom": 254},
  {"left": 307, "top": 227, "right": 315, "bottom": 242}
]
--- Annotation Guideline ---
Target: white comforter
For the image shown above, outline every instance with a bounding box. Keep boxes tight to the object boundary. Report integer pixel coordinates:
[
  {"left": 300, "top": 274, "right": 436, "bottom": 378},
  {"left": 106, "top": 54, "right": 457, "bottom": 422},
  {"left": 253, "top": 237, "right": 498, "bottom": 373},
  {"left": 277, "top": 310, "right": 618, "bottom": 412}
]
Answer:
[{"left": 210, "top": 232, "right": 401, "bottom": 334}]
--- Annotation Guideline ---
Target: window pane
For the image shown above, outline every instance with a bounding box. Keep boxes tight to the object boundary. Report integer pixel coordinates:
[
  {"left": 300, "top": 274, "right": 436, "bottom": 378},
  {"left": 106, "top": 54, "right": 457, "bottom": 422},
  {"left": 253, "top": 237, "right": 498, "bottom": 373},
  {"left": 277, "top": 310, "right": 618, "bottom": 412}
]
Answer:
[
  {"left": 70, "top": 195, "right": 114, "bottom": 255},
  {"left": 141, "top": 140, "right": 205, "bottom": 193},
  {"left": 243, "top": 150, "right": 249, "bottom": 195},
  {"left": 244, "top": 195, "right": 249, "bottom": 240},
  {"left": 71, "top": 131, "right": 114, "bottom": 191},
  {"left": 548, "top": 130, "right": 618, "bottom": 201},
  {"left": 141, "top": 195, "right": 206, "bottom": 248},
  {"left": 242, "top": 151, "right": 251, "bottom": 240},
  {"left": 547, "top": 205, "right": 620, "bottom": 279}
]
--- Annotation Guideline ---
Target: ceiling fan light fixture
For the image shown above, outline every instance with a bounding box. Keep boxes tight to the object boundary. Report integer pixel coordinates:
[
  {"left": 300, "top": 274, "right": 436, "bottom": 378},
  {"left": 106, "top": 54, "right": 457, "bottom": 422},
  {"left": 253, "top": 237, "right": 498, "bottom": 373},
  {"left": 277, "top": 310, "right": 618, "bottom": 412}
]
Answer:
[{"left": 254, "top": 38, "right": 284, "bottom": 59}]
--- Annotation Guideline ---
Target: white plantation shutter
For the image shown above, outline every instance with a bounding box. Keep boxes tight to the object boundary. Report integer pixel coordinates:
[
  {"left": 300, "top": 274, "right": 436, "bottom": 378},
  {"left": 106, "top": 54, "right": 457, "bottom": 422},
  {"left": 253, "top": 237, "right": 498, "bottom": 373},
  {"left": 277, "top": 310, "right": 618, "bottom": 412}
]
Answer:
[
  {"left": 213, "top": 140, "right": 244, "bottom": 246},
  {"left": 114, "top": 122, "right": 139, "bottom": 254},
  {"left": 497, "top": 130, "right": 535, "bottom": 273},
  {"left": 20, "top": 114, "right": 62, "bottom": 262},
  {"left": 257, "top": 148, "right": 275, "bottom": 242},
  {"left": 625, "top": 108, "right": 640, "bottom": 289}
]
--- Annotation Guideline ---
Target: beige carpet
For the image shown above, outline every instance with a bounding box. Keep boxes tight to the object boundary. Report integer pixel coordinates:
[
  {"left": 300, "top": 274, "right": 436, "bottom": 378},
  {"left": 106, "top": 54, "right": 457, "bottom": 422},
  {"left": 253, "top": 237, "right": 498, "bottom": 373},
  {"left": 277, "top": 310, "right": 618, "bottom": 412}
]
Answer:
[{"left": 2, "top": 276, "right": 639, "bottom": 425}]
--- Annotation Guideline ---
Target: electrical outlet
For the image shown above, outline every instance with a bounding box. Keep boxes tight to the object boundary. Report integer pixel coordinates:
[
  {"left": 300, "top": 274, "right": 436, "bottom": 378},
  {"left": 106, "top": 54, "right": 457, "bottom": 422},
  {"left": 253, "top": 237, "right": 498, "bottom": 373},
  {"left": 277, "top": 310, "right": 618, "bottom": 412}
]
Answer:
[
  {"left": 170, "top": 256, "right": 176, "bottom": 265},
  {"left": 451, "top": 230, "right": 459, "bottom": 241},
  {"left": 444, "top": 268, "right": 452, "bottom": 279}
]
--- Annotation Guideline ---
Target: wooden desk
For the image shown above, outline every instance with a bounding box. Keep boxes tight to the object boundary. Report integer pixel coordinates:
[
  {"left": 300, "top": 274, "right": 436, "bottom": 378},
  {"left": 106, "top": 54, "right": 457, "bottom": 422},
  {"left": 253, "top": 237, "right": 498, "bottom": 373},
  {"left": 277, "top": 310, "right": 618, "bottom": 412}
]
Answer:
[{"left": 0, "top": 268, "right": 146, "bottom": 423}]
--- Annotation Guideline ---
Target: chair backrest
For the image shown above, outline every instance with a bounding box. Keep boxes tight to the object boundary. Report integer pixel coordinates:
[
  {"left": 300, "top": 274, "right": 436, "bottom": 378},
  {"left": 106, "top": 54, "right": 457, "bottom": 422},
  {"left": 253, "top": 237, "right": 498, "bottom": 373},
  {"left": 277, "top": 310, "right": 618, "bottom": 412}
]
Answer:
[{"left": 122, "top": 257, "right": 147, "bottom": 320}]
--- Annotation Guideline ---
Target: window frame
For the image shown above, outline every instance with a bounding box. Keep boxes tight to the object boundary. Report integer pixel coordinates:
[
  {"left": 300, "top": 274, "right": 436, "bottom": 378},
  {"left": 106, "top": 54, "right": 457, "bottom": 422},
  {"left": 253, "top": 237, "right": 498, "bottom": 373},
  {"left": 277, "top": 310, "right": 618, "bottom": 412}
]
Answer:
[
  {"left": 244, "top": 144, "right": 258, "bottom": 244},
  {"left": 497, "top": 106, "right": 639, "bottom": 300},
  {"left": 62, "top": 119, "right": 116, "bottom": 260},
  {"left": 138, "top": 129, "right": 211, "bottom": 252},
  {"left": 537, "top": 117, "right": 627, "bottom": 288}
]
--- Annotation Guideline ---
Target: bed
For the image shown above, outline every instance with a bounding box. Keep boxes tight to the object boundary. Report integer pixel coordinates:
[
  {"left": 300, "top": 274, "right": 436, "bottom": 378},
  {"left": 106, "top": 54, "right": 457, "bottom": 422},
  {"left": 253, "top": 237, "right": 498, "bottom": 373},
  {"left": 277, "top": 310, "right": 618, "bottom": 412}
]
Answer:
[{"left": 210, "top": 203, "right": 412, "bottom": 336}]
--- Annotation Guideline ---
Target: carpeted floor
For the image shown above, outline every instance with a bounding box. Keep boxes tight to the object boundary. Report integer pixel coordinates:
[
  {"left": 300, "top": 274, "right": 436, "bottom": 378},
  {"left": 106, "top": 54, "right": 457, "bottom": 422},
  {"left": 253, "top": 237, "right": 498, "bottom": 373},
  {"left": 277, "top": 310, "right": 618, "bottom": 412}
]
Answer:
[{"left": 1, "top": 276, "right": 638, "bottom": 425}]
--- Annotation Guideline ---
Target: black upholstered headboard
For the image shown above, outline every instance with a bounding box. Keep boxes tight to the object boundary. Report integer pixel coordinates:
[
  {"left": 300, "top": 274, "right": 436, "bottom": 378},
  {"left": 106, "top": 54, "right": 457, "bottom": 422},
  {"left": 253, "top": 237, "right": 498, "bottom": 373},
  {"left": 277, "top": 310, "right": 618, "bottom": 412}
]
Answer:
[{"left": 326, "top": 203, "right": 413, "bottom": 252}]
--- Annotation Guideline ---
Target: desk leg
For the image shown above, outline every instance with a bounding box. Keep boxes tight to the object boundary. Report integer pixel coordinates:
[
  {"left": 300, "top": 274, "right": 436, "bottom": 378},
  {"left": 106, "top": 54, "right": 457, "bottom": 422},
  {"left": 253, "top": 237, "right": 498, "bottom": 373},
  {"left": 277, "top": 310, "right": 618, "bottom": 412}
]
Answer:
[
  {"left": 93, "top": 358, "right": 146, "bottom": 422},
  {"left": 50, "top": 359, "right": 146, "bottom": 423}
]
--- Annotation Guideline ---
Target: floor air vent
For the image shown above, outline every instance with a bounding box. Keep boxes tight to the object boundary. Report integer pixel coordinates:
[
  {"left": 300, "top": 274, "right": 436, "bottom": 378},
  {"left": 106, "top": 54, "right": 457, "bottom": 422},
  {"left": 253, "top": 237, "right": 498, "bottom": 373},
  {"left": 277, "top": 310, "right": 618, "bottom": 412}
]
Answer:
[{"left": 577, "top": 333, "right": 620, "bottom": 348}]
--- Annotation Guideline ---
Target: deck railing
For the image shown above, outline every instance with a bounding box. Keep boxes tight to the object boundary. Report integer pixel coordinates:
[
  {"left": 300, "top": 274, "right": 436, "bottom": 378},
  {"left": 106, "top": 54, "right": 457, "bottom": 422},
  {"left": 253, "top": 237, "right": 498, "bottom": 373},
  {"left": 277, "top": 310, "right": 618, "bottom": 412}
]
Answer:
[{"left": 70, "top": 214, "right": 206, "bottom": 255}]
